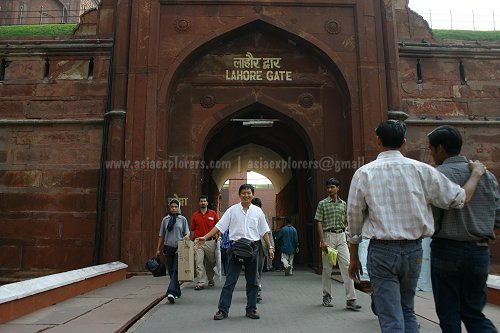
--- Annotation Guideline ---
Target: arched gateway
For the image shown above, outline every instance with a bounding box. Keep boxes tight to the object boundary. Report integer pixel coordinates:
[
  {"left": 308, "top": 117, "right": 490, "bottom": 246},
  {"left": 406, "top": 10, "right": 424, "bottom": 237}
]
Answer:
[{"left": 160, "top": 20, "right": 355, "bottom": 270}]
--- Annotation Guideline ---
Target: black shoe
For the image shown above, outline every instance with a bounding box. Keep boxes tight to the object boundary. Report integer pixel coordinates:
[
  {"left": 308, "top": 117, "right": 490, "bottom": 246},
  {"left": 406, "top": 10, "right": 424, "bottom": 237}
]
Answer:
[
  {"left": 245, "top": 310, "right": 260, "bottom": 319},
  {"left": 167, "top": 294, "right": 175, "bottom": 304},
  {"left": 214, "top": 310, "right": 228, "bottom": 320}
]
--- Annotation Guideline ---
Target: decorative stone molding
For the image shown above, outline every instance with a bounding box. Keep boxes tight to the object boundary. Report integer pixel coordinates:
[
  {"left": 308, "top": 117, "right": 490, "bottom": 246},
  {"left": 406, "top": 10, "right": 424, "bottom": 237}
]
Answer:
[
  {"left": 388, "top": 110, "right": 409, "bottom": 121},
  {"left": 298, "top": 93, "right": 314, "bottom": 108},
  {"left": 200, "top": 94, "right": 216, "bottom": 109},
  {"left": 174, "top": 19, "right": 191, "bottom": 33},
  {"left": 325, "top": 20, "right": 341, "bottom": 34}
]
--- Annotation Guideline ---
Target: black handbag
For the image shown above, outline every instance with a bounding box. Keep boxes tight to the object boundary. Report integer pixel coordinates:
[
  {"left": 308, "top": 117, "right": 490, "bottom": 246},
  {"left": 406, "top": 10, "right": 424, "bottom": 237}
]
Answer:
[
  {"left": 145, "top": 257, "right": 167, "bottom": 277},
  {"left": 230, "top": 238, "right": 257, "bottom": 263}
]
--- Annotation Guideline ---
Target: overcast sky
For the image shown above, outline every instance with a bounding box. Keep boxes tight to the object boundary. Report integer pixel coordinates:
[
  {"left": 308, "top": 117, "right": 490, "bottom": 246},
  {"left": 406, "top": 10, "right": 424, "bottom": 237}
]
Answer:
[{"left": 408, "top": 0, "right": 500, "bottom": 30}]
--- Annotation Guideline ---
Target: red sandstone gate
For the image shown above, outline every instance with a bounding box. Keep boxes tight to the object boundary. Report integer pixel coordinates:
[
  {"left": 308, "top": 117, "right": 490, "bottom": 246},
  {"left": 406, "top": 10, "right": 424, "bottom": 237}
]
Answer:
[{"left": 109, "top": 1, "right": 391, "bottom": 271}]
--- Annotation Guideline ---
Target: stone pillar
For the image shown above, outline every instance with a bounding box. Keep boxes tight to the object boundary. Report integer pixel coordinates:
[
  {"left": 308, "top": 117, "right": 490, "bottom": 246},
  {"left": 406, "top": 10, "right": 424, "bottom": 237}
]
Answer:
[
  {"left": 380, "top": 0, "right": 403, "bottom": 112},
  {"left": 120, "top": 0, "right": 161, "bottom": 271}
]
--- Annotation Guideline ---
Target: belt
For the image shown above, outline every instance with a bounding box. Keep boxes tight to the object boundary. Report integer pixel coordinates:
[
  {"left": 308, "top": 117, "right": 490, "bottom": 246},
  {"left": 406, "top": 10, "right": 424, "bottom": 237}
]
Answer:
[
  {"left": 433, "top": 238, "right": 489, "bottom": 247},
  {"left": 371, "top": 239, "right": 421, "bottom": 245},
  {"left": 230, "top": 240, "right": 260, "bottom": 245},
  {"left": 476, "top": 239, "right": 489, "bottom": 247},
  {"left": 324, "top": 228, "right": 345, "bottom": 233}
]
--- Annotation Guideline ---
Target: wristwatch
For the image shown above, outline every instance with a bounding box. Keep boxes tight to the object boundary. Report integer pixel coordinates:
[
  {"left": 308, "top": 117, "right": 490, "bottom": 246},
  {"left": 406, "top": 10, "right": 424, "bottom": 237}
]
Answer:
[{"left": 269, "top": 246, "right": 274, "bottom": 250}]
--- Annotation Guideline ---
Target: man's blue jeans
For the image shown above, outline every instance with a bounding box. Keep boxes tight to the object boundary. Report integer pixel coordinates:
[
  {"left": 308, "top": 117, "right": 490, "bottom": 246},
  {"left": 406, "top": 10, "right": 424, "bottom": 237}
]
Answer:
[
  {"left": 217, "top": 252, "right": 259, "bottom": 314},
  {"left": 165, "top": 253, "right": 181, "bottom": 297},
  {"left": 367, "top": 239, "right": 422, "bottom": 333},
  {"left": 431, "top": 238, "right": 497, "bottom": 333}
]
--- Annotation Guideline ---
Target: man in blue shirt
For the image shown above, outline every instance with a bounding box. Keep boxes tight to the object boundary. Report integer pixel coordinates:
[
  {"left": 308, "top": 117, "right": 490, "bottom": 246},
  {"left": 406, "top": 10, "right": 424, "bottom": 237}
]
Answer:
[{"left": 276, "top": 217, "right": 299, "bottom": 276}]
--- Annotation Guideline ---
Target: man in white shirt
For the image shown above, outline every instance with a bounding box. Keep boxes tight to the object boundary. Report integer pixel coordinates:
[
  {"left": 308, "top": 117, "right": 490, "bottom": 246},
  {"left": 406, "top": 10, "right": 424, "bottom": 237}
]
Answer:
[
  {"left": 196, "top": 184, "right": 274, "bottom": 320},
  {"left": 347, "top": 120, "right": 486, "bottom": 333}
]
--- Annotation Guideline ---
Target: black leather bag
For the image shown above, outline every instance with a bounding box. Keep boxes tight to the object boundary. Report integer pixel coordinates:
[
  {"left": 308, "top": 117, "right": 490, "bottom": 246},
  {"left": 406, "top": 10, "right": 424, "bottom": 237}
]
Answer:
[
  {"left": 230, "top": 238, "right": 257, "bottom": 263},
  {"left": 145, "top": 257, "right": 166, "bottom": 277}
]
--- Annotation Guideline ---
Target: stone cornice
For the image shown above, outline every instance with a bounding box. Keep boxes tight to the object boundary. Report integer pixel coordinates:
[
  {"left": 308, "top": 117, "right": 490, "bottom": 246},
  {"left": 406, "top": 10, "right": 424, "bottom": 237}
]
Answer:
[
  {"left": 405, "top": 118, "right": 500, "bottom": 127},
  {"left": 0, "top": 118, "right": 104, "bottom": 126},
  {"left": 398, "top": 41, "right": 500, "bottom": 59},
  {"left": 0, "top": 38, "right": 113, "bottom": 57}
]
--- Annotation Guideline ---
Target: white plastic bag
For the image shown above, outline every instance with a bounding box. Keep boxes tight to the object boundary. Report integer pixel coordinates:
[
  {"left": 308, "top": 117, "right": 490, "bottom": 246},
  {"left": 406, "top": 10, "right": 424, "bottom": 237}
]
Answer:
[{"left": 214, "top": 239, "right": 222, "bottom": 281}]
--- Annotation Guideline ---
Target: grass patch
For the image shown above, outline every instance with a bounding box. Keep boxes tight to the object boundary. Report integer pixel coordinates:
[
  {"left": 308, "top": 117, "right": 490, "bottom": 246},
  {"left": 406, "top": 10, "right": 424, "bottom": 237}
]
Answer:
[
  {"left": 0, "top": 24, "right": 77, "bottom": 37},
  {"left": 433, "top": 30, "right": 500, "bottom": 41},
  {"left": 0, "top": 24, "right": 498, "bottom": 42}
]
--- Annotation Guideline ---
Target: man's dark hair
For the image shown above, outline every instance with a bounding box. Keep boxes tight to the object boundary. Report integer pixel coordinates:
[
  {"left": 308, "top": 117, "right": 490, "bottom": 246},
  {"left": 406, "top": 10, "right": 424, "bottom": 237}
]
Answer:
[
  {"left": 199, "top": 194, "right": 208, "bottom": 201},
  {"left": 281, "top": 216, "right": 291, "bottom": 224},
  {"left": 427, "top": 125, "right": 462, "bottom": 155},
  {"left": 239, "top": 183, "right": 255, "bottom": 194},
  {"left": 251, "top": 197, "right": 262, "bottom": 207},
  {"left": 375, "top": 120, "right": 406, "bottom": 149},
  {"left": 325, "top": 177, "right": 340, "bottom": 186}
]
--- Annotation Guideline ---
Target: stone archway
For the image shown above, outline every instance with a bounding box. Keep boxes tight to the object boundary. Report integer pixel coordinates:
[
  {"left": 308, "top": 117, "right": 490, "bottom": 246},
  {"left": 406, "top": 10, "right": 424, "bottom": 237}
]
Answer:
[
  {"left": 160, "top": 22, "right": 354, "bottom": 268},
  {"left": 200, "top": 102, "right": 315, "bottom": 265}
]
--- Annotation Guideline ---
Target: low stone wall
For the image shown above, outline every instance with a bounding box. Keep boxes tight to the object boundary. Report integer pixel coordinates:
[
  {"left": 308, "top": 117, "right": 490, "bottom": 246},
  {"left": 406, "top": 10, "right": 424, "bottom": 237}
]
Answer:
[
  {"left": 487, "top": 274, "right": 500, "bottom": 306},
  {"left": 0, "top": 261, "right": 128, "bottom": 324}
]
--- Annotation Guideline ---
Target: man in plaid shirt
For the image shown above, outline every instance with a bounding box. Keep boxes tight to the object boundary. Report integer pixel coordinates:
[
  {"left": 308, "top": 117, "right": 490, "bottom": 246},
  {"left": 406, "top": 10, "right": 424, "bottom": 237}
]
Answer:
[{"left": 315, "top": 177, "right": 361, "bottom": 310}]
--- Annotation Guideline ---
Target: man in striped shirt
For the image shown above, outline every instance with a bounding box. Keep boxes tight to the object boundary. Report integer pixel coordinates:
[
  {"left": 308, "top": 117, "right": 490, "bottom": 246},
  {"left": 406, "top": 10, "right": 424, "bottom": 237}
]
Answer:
[
  {"left": 428, "top": 125, "right": 499, "bottom": 333},
  {"left": 347, "top": 120, "right": 486, "bottom": 333}
]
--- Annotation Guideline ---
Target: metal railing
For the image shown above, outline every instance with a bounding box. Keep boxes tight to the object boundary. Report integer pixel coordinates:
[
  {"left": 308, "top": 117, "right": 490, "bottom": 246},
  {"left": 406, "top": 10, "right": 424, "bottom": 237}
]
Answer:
[
  {"left": 2, "top": 6, "right": 498, "bottom": 31},
  {"left": 0, "top": 7, "right": 97, "bottom": 25},
  {"left": 417, "top": 9, "right": 498, "bottom": 31}
]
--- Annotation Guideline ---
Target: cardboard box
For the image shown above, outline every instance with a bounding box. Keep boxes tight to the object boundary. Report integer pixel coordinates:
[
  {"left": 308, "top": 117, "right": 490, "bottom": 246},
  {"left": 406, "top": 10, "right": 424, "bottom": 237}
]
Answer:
[{"left": 177, "top": 240, "right": 194, "bottom": 282}]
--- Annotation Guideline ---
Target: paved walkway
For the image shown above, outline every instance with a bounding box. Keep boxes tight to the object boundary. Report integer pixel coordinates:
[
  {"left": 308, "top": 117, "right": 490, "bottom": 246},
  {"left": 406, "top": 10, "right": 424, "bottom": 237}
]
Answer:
[{"left": 2, "top": 268, "right": 499, "bottom": 333}]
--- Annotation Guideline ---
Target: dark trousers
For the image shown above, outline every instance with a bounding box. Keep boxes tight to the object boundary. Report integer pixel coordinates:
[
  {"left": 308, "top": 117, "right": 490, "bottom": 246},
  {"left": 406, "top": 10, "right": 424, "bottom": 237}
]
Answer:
[
  {"left": 221, "top": 248, "right": 229, "bottom": 275},
  {"left": 431, "top": 238, "right": 497, "bottom": 333},
  {"left": 165, "top": 252, "right": 181, "bottom": 297},
  {"left": 217, "top": 252, "right": 259, "bottom": 314}
]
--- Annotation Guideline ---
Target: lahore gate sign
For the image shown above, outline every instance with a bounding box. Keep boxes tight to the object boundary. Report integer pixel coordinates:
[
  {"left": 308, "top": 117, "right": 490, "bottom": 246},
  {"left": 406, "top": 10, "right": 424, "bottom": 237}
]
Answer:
[{"left": 225, "top": 52, "right": 293, "bottom": 81}]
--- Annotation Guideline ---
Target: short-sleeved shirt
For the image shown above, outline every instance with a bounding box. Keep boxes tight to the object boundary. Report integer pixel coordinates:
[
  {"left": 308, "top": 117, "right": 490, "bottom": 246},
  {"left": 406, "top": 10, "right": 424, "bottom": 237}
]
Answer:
[
  {"left": 159, "top": 214, "right": 190, "bottom": 248},
  {"left": 191, "top": 209, "right": 219, "bottom": 238},
  {"left": 433, "top": 156, "right": 500, "bottom": 241},
  {"left": 215, "top": 203, "right": 270, "bottom": 242},
  {"left": 220, "top": 230, "right": 231, "bottom": 249},
  {"left": 315, "top": 197, "right": 347, "bottom": 231}
]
